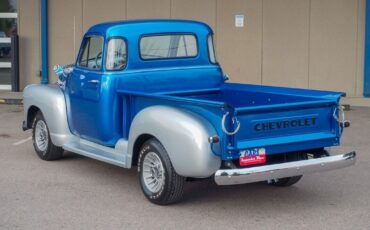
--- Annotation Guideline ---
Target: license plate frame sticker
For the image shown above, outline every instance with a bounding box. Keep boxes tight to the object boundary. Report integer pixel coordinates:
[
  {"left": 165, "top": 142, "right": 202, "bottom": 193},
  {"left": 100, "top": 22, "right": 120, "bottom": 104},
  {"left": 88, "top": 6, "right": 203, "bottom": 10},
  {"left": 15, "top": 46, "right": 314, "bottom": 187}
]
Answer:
[{"left": 239, "top": 148, "right": 266, "bottom": 166}]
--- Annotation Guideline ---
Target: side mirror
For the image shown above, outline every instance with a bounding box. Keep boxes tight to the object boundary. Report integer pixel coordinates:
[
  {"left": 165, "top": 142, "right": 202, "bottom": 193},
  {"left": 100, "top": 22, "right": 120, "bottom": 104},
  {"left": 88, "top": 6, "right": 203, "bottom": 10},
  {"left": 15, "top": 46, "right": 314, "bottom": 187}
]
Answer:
[{"left": 223, "top": 74, "right": 230, "bottom": 81}]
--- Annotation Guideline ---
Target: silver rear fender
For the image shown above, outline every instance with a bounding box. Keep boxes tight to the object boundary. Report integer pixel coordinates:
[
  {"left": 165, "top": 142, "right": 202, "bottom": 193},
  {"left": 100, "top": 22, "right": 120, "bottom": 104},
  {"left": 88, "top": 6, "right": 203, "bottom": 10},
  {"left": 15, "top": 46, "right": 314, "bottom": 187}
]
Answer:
[{"left": 128, "top": 106, "right": 221, "bottom": 178}]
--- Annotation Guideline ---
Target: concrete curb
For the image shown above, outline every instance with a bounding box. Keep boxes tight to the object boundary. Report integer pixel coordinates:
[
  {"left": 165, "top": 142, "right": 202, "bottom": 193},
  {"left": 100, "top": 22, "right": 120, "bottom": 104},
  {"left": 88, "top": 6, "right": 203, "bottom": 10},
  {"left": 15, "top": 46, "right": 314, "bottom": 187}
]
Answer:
[
  {"left": 0, "top": 98, "right": 23, "bottom": 105},
  {"left": 0, "top": 91, "right": 23, "bottom": 105}
]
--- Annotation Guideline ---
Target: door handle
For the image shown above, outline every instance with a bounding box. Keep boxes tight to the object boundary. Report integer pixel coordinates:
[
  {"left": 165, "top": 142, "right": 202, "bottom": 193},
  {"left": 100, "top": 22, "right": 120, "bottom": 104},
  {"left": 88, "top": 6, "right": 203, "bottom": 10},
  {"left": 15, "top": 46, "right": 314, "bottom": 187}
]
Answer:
[{"left": 88, "top": 80, "right": 100, "bottom": 84}]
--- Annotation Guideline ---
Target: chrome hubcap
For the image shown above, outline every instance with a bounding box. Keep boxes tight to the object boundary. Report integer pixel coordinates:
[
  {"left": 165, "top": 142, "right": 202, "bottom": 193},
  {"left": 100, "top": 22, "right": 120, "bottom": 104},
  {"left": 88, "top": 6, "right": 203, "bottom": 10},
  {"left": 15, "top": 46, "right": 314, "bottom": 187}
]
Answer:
[
  {"left": 142, "top": 152, "right": 165, "bottom": 193},
  {"left": 35, "top": 120, "right": 48, "bottom": 152}
]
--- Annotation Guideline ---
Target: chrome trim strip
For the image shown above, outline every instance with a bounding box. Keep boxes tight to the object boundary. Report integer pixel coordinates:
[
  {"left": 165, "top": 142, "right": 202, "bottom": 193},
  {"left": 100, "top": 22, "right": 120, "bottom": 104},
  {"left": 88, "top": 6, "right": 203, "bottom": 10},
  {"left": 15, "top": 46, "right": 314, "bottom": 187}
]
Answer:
[{"left": 214, "top": 152, "right": 356, "bottom": 186}]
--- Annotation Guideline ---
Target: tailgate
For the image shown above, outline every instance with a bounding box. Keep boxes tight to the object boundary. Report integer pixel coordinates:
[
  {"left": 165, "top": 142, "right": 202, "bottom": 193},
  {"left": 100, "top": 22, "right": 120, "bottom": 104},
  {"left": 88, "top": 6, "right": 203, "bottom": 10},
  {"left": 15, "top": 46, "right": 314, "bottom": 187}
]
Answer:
[{"left": 225, "top": 100, "right": 341, "bottom": 159}]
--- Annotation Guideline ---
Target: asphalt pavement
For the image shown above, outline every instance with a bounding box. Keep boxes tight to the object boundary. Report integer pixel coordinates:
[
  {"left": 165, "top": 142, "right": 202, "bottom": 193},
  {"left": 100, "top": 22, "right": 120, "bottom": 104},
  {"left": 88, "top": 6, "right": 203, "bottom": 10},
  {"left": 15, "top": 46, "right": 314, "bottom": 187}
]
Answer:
[{"left": 0, "top": 104, "right": 369, "bottom": 230}]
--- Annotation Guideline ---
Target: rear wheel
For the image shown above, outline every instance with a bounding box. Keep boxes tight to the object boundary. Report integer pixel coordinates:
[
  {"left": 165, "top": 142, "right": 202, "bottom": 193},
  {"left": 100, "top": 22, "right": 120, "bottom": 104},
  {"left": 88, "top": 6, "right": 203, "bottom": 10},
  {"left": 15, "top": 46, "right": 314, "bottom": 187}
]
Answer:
[
  {"left": 138, "top": 138, "right": 185, "bottom": 205},
  {"left": 32, "top": 111, "right": 63, "bottom": 161},
  {"left": 267, "top": 175, "right": 303, "bottom": 187},
  {"left": 267, "top": 152, "right": 308, "bottom": 187}
]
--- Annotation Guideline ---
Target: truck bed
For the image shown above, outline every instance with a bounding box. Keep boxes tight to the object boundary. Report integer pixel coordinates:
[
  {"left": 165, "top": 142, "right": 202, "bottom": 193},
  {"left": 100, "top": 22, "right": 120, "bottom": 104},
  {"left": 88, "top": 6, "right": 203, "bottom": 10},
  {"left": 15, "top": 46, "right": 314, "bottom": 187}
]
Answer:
[
  {"left": 118, "top": 83, "right": 344, "bottom": 161},
  {"left": 171, "top": 83, "right": 342, "bottom": 108}
]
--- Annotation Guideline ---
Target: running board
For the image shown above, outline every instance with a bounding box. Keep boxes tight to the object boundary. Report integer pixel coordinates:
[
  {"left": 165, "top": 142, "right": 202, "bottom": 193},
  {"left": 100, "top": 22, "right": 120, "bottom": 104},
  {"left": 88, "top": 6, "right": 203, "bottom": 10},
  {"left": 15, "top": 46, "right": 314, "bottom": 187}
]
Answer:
[{"left": 63, "top": 138, "right": 129, "bottom": 168}]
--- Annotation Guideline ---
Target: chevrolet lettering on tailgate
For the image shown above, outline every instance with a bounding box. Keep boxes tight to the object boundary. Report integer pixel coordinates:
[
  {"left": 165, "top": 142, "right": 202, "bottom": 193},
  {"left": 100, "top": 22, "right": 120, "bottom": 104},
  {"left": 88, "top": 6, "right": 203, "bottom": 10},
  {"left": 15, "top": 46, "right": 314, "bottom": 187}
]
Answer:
[{"left": 254, "top": 117, "right": 317, "bottom": 132}]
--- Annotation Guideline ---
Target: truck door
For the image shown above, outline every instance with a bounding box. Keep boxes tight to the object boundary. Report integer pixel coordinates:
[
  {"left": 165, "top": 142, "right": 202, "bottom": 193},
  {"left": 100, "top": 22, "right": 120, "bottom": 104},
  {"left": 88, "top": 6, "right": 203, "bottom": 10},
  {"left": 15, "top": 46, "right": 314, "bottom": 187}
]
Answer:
[{"left": 65, "top": 35, "right": 104, "bottom": 143}]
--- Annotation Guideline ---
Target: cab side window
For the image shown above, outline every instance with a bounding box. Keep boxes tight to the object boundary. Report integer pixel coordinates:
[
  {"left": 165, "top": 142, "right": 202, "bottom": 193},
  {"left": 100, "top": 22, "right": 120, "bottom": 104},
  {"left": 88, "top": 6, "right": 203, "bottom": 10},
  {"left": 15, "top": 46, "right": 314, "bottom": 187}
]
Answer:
[
  {"left": 78, "top": 36, "right": 104, "bottom": 70},
  {"left": 106, "top": 38, "right": 127, "bottom": 70}
]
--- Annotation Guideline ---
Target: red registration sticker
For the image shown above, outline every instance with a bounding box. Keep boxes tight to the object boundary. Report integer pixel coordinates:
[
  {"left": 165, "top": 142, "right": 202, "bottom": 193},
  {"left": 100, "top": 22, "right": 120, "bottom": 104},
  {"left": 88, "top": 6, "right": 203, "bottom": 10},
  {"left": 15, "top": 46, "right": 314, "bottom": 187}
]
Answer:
[{"left": 239, "top": 148, "right": 266, "bottom": 166}]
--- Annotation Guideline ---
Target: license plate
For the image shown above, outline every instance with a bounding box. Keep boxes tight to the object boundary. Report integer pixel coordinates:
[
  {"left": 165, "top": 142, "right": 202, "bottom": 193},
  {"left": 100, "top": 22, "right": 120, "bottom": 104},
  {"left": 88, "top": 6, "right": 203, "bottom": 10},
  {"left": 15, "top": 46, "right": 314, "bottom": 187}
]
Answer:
[{"left": 239, "top": 148, "right": 266, "bottom": 166}]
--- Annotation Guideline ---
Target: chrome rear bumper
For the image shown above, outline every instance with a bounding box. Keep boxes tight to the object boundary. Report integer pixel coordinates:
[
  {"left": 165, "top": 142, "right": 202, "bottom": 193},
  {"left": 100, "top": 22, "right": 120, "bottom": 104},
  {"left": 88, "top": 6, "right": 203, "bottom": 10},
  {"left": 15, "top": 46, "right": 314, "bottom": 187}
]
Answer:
[{"left": 214, "top": 152, "right": 356, "bottom": 186}]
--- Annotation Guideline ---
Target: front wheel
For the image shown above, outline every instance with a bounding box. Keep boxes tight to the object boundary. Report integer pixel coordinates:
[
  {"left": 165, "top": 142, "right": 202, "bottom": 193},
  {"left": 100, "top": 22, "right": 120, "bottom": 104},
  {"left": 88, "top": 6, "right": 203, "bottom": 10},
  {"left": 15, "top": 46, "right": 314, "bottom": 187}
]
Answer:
[
  {"left": 32, "top": 111, "right": 63, "bottom": 161},
  {"left": 138, "top": 138, "right": 185, "bottom": 205}
]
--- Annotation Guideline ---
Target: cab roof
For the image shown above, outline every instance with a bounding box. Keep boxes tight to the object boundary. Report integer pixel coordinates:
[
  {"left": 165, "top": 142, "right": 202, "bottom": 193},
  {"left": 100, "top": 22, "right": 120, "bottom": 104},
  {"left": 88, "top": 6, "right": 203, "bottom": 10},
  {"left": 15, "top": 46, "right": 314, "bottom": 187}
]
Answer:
[{"left": 86, "top": 19, "right": 213, "bottom": 37}]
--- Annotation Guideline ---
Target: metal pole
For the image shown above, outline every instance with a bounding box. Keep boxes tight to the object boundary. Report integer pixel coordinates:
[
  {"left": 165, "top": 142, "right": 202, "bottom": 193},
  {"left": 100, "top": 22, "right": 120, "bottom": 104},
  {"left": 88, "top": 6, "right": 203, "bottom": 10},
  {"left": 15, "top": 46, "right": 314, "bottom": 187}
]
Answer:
[
  {"left": 364, "top": 0, "right": 370, "bottom": 97},
  {"left": 10, "top": 35, "right": 19, "bottom": 91},
  {"left": 41, "top": 0, "right": 48, "bottom": 84}
]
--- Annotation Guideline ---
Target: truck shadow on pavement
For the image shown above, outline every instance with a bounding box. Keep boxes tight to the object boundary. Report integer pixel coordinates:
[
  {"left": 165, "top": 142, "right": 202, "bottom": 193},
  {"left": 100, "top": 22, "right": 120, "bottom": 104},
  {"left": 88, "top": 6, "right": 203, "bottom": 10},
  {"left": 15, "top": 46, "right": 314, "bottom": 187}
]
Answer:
[
  {"left": 61, "top": 151, "right": 325, "bottom": 209},
  {"left": 180, "top": 179, "right": 320, "bottom": 208}
]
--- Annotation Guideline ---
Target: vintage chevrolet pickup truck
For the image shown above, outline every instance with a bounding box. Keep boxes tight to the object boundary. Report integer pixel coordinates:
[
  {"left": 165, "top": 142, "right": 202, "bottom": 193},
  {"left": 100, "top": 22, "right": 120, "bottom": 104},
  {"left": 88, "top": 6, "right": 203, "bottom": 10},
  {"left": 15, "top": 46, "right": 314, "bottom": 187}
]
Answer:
[{"left": 23, "top": 20, "right": 356, "bottom": 205}]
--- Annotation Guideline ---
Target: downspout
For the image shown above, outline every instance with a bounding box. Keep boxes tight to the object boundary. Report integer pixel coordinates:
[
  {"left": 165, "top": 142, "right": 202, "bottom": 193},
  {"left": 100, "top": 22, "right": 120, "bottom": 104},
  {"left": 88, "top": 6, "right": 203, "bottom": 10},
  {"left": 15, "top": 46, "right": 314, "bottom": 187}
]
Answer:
[
  {"left": 364, "top": 0, "right": 370, "bottom": 97},
  {"left": 40, "top": 0, "right": 48, "bottom": 84}
]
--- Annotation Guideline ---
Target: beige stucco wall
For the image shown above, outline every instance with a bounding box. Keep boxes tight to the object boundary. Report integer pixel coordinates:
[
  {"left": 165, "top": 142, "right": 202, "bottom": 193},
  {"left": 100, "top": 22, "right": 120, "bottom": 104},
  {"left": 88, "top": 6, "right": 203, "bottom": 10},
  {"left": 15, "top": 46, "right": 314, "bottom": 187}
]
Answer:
[
  {"left": 18, "top": 0, "right": 366, "bottom": 97},
  {"left": 18, "top": 0, "right": 41, "bottom": 87}
]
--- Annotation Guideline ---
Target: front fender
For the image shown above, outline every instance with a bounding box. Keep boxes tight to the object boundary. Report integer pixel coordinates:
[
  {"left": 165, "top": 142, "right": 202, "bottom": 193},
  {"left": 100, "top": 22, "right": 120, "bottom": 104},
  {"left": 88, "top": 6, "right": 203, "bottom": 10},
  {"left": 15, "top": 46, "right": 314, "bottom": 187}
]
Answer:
[
  {"left": 23, "top": 84, "right": 72, "bottom": 146},
  {"left": 128, "top": 106, "right": 221, "bottom": 178}
]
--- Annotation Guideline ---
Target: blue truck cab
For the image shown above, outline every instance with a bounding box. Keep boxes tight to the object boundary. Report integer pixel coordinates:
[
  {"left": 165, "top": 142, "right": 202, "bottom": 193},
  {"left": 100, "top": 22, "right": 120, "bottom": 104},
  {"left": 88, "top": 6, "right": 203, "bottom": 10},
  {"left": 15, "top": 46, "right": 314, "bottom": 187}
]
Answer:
[{"left": 23, "top": 20, "right": 356, "bottom": 205}]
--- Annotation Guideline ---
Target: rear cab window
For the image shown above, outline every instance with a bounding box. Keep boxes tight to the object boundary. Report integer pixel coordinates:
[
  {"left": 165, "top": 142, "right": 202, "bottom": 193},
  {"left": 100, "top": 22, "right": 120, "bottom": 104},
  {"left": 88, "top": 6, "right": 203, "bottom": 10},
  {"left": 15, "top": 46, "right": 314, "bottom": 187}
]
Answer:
[{"left": 140, "top": 34, "right": 198, "bottom": 60}]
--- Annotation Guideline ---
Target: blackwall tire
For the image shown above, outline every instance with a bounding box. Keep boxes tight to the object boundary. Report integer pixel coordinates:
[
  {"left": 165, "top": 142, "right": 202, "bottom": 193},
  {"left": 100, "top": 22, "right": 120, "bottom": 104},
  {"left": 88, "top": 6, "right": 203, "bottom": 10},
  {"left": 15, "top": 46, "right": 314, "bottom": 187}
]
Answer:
[
  {"left": 32, "top": 111, "right": 63, "bottom": 161},
  {"left": 268, "top": 175, "right": 303, "bottom": 187},
  {"left": 267, "top": 152, "right": 308, "bottom": 187},
  {"left": 138, "top": 138, "right": 185, "bottom": 205}
]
